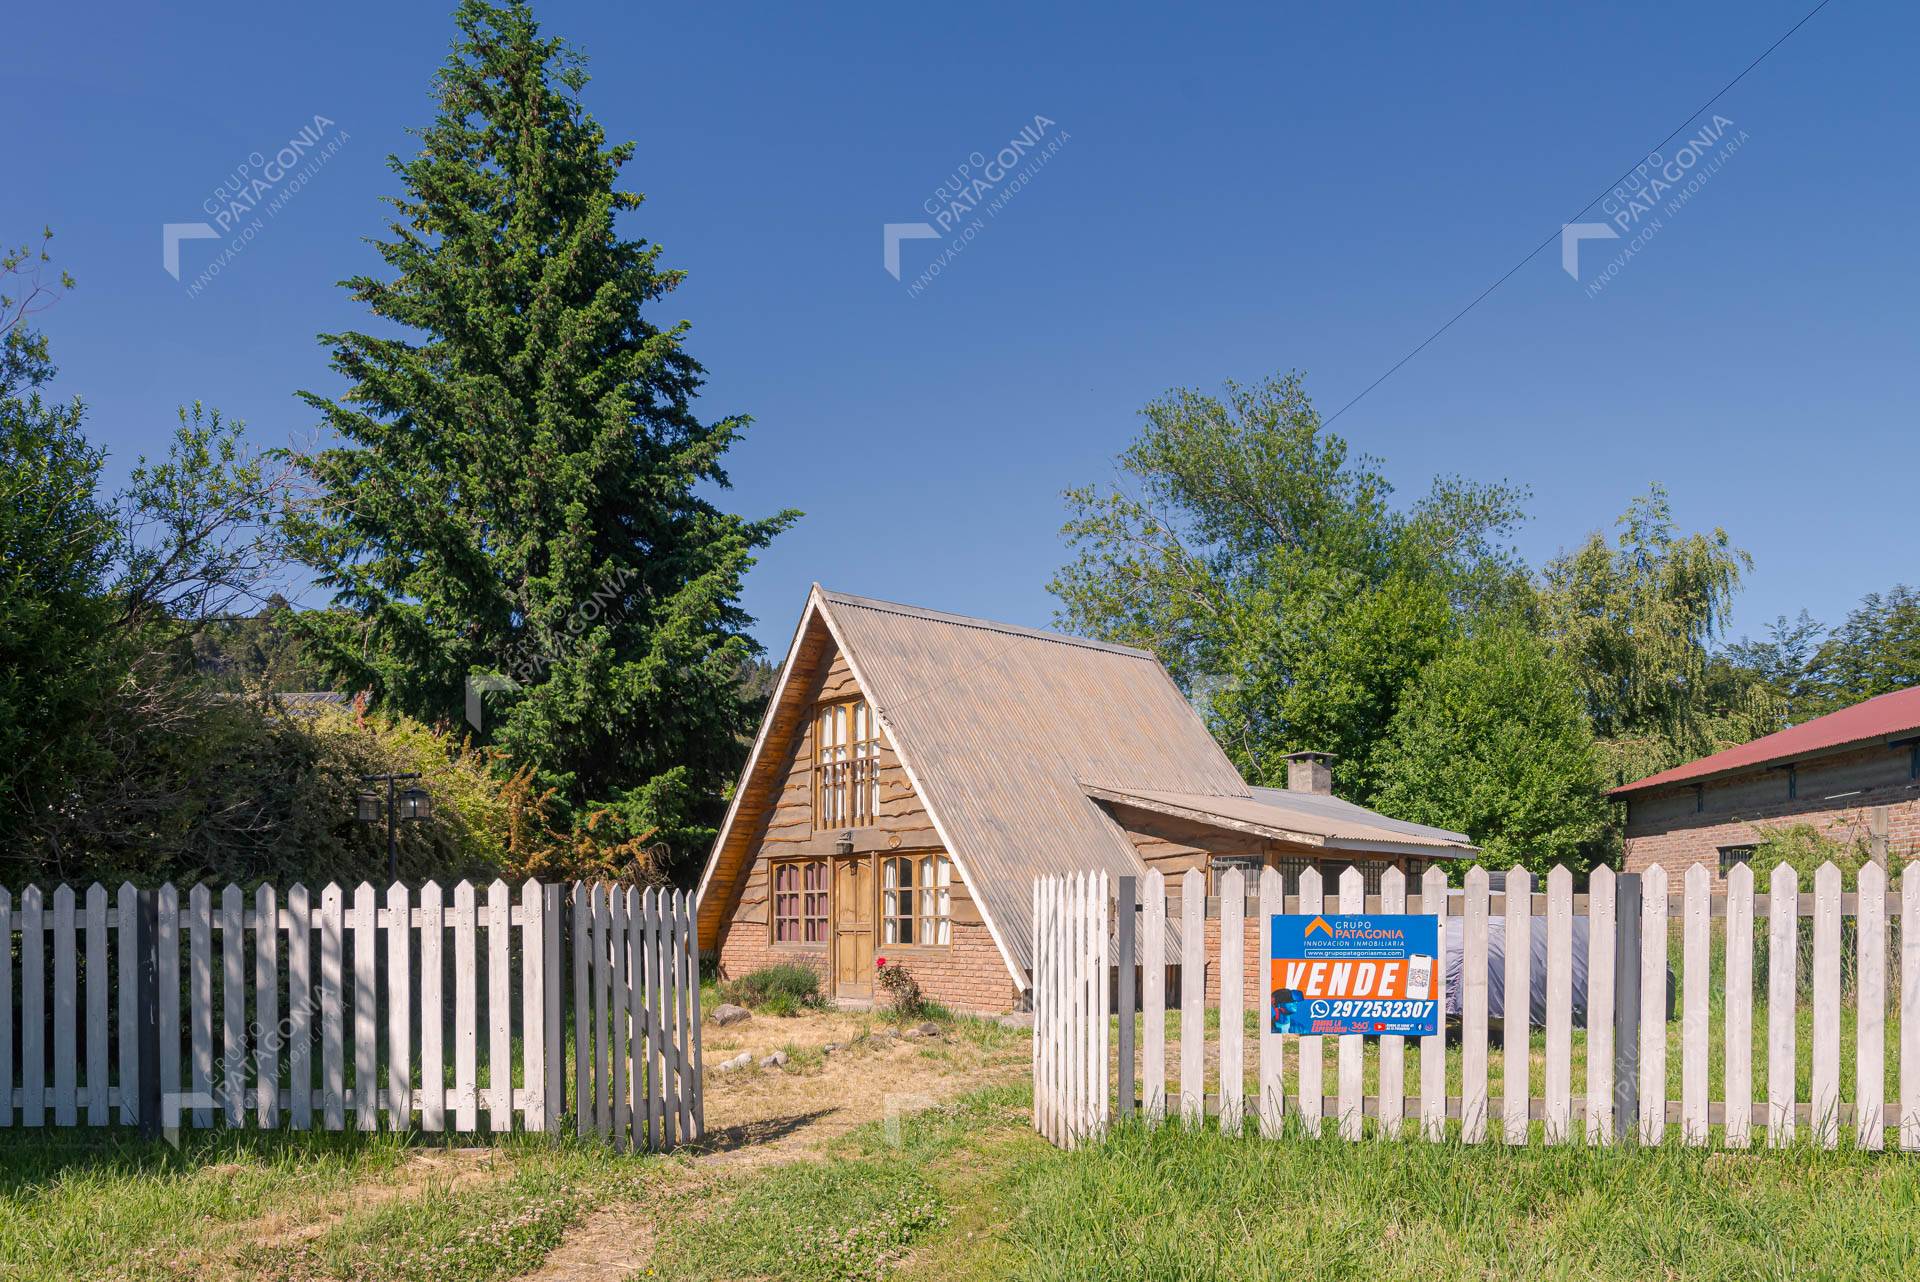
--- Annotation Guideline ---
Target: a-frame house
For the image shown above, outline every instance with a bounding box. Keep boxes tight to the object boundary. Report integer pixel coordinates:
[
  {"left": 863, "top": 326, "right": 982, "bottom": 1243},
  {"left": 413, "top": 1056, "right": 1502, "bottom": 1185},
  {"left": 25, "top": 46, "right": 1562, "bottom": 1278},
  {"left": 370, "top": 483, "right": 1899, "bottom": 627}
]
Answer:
[{"left": 695, "top": 587, "right": 1475, "bottom": 1013}]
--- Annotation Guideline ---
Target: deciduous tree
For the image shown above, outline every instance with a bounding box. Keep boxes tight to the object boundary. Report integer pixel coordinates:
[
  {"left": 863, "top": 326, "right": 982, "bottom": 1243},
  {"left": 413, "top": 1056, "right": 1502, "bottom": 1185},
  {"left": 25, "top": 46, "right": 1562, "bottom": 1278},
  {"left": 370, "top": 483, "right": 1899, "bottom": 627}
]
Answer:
[
  {"left": 1372, "top": 627, "right": 1609, "bottom": 873},
  {"left": 1051, "top": 372, "right": 1527, "bottom": 800}
]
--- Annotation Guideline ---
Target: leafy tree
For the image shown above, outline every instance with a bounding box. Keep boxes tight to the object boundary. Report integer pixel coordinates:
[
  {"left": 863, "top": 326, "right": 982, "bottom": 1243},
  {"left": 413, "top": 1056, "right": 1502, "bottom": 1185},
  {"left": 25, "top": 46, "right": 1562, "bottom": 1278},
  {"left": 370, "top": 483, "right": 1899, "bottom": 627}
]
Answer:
[
  {"left": 284, "top": 1, "right": 795, "bottom": 868},
  {"left": 1806, "top": 586, "right": 1920, "bottom": 714},
  {"left": 0, "top": 232, "right": 116, "bottom": 838},
  {"left": 192, "top": 595, "right": 341, "bottom": 693},
  {"left": 1541, "top": 484, "right": 1775, "bottom": 785},
  {"left": 1371, "top": 627, "right": 1609, "bottom": 874},
  {"left": 0, "top": 232, "right": 307, "bottom": 880},
  {"left": 1719, "top": 609, "right": 1825, "bottom": 728},
  {"left": 1051, "top": 372, "right": 1528, "bottom": 800}
]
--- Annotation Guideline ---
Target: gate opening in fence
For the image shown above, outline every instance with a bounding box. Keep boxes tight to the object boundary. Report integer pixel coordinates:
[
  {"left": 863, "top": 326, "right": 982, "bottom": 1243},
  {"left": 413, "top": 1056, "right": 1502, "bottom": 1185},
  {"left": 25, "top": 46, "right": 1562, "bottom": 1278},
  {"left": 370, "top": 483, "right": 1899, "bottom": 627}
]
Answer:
[
  {"left": 1032, "top": 861, "right": 1920, "bottom": 1152},
  {"left": 0, "top": 879, "right": 701, "bottom": 1149}
]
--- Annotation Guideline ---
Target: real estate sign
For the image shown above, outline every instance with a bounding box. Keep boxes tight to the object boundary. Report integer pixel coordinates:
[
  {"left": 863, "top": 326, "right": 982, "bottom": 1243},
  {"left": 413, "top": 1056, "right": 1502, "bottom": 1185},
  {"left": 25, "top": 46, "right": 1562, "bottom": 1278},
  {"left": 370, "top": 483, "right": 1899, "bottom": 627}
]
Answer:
[{"left": 1268, "top": 913, "right": 1439, "bottom": 1037}]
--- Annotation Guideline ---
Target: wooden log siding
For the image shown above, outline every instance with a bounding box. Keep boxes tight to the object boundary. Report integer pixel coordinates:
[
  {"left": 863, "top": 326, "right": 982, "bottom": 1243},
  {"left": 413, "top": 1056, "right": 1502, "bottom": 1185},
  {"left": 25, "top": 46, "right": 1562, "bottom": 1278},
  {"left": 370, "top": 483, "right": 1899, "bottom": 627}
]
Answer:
[
  {"left": 0, "top": 880, "right": 700, "bottom": 1148},
  {"left": 1031, "top": 861, "right": 1920, "bottom": 1151}
]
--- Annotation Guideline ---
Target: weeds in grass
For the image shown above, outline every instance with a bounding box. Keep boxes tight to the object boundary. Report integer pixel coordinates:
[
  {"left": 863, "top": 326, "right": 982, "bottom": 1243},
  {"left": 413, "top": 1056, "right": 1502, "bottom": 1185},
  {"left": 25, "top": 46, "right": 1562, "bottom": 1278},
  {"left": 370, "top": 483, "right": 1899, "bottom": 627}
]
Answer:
[{"left": 720, "top": 964, "right": 826, "bottom": 1015}]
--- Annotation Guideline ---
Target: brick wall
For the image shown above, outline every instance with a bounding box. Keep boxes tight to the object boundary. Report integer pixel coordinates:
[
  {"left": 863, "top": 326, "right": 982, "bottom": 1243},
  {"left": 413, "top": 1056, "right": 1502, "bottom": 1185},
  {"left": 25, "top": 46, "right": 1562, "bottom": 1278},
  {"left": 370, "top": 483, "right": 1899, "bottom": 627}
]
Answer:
[
  {"left": 1622, "top": 743, "right": 1920, "bottom": 880},
  {"left": 716, "top": 916, "right": 1019, "bottom": 1014},
  {"left": 1200, "top": 916, "right": 1264, "bottom": 1008}
]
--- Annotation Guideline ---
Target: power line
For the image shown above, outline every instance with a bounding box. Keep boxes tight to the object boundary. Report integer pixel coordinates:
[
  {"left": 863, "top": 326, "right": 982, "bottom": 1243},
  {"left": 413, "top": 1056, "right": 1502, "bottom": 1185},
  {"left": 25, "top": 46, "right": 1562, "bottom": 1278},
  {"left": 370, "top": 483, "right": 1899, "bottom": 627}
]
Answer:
[{"left": 1322, "top": 0, "right": 1839, "bottom": 428}]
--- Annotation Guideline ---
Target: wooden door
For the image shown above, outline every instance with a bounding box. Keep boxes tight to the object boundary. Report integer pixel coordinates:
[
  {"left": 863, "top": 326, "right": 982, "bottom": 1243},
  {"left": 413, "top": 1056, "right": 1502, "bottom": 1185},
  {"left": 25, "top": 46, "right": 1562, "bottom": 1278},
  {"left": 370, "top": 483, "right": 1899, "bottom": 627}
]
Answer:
[{"left": 833, "top": 856, "right": 875, "bottom": 998}]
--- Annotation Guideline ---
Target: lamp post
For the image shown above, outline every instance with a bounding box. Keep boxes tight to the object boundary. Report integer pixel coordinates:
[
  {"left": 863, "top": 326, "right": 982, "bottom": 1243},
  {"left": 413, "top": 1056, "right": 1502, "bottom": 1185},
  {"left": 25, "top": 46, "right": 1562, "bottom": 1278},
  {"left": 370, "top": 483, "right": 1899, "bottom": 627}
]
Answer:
[{"left": 357, "top": 772, "right": 432, "bottom": 882}]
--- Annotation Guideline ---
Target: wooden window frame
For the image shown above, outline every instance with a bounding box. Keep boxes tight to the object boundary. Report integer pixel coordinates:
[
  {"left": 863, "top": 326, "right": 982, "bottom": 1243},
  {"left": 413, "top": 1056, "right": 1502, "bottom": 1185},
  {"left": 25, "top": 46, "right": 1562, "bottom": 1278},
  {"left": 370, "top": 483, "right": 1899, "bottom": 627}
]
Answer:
[
  {"left": 770, "top": 858, "right": 829, "bottom": 947},
  {"left": 1332, "top": 860, "right": 1388, "bottom": 896},
  {"left": 1274, "top": 857, "right": 1312, "bottom": 897},
  {"left": 1209, "top": 854, "right": 1266, "bottom": 895},
  {"left": 814, "top": 697, "right": 881, "bottom": 830},
  {"left": 880, "top": 852, "right": 953, "bottom": 949}
]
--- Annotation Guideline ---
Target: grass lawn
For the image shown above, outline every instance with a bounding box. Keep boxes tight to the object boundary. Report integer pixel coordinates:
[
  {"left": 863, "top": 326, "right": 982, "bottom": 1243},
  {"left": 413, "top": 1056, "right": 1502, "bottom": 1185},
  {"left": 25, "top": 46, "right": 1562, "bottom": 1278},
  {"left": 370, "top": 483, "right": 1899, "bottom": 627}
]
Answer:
[
  {"left": 7, "top": 1002, "right": 1920, "bottom": 1282},
  {"left": 0, "top": 1127, "right": 657, "bottom": 1282},
  {"left": 645, "top": 1083, "right": 1920, "bottom": 1282}
]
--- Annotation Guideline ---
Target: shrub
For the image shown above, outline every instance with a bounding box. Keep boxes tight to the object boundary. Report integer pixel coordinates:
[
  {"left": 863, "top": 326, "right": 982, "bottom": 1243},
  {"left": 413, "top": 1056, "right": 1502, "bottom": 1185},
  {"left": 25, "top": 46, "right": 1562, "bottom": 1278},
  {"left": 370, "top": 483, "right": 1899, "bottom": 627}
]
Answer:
[
  {"left": 874, "top": 956, "right": 931, "bottom": 1021},
  {"left": 724, "top": 964, "right": 824, "bottom": 1013}
]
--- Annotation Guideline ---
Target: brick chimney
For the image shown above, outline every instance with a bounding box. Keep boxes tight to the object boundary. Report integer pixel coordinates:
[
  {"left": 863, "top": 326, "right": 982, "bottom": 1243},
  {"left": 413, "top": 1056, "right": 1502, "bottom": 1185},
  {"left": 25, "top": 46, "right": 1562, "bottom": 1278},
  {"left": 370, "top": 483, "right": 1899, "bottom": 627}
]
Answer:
[{"left": 1283, "top": 750, "right": 1335, "bottom": 796}]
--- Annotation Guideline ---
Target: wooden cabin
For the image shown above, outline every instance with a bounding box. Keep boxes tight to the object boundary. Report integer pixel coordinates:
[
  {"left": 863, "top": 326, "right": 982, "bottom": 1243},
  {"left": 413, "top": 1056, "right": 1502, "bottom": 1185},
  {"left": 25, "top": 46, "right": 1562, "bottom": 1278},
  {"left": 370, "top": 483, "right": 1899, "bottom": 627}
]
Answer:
[{"left": 695, "top": 587, "right": 1476, "bottom": 1014}]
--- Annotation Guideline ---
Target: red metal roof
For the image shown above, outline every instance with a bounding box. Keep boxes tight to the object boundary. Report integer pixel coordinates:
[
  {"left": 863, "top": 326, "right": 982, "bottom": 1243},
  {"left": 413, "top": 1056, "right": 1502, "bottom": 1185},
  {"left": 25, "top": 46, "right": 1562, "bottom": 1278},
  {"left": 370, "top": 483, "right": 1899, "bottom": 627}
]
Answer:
[{"left": 1611, "top": 685, "right": 1920, "bottom": 796}]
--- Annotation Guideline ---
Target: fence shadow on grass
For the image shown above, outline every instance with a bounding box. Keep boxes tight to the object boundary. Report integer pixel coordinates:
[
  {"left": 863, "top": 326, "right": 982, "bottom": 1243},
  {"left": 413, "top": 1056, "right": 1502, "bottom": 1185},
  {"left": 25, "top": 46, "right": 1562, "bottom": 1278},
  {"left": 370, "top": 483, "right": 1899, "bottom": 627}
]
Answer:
[
  {"left": 687, "top": 1107, "right": 837, "bottom": 1156},
  {"left": 0, "top": 1123, "right": 408, "bottom": 1196}
]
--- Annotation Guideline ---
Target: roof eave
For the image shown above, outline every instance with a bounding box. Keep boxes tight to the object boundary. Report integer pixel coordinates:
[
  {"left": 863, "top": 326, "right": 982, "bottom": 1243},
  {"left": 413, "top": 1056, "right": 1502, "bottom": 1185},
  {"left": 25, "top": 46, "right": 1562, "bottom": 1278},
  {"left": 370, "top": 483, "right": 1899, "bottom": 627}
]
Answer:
[
  {"left": 1610, "top": 729, "right": 1920, "bottom": 798},
  {"left": 1321, "top": 836, "right": 1477, "bottom": 859},
  {"left": 693, "top": 585, "right": 825, "bottom": 932},
  {"left": 1082, "top": 784, "right": 1329, "bottom": 848}
]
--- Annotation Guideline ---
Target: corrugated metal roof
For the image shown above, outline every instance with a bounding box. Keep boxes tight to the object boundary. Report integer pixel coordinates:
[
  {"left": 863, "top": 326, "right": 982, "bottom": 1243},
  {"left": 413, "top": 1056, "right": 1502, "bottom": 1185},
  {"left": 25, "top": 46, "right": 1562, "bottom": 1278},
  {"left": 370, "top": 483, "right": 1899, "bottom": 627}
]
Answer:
[
  {"left": 1098, "top": 785, "right": 1476, "bottom": 857},
  {"left": 1611, "top": 685, "right": 1920, "bottom": 797},
  {"left": 819, "top": 590, "right": 1250, "bottom": 977},
  {"left": 1247, "top": 786, "right": 1474, "bottom": 848}
]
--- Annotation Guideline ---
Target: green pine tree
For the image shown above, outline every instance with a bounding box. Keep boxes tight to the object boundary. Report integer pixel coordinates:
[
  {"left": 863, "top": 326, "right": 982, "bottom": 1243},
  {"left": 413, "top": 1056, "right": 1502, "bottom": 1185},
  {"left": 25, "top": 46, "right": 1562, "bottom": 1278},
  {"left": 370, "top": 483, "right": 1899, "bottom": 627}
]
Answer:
[{"left": 286, "top": 1, "right": 796, "bottom": 867}]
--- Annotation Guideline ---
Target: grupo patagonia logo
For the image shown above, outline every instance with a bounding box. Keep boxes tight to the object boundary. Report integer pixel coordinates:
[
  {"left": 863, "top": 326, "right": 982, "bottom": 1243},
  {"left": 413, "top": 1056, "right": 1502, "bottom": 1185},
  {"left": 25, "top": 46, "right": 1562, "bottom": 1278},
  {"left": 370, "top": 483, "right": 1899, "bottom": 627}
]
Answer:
[
  {"left": 1561, "top": 115, "right": 1748, "bottom": 293},
  {"left": 881, "top": 115, "right": 1071, "bottom": 295},
  {"left": 163, "top": 114, "right": 350, "bottom": 291}
]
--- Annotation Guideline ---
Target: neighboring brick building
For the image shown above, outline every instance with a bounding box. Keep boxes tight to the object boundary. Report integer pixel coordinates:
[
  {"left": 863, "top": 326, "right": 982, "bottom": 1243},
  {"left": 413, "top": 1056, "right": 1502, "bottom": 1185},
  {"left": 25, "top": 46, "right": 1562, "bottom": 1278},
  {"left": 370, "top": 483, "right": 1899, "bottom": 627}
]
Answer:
[
  {"left": 695, "top": 586, "right": 1476, "bottom": 1014},
  {"left": 1614, "top": 686, "right": 1920, "bottom": 880}
]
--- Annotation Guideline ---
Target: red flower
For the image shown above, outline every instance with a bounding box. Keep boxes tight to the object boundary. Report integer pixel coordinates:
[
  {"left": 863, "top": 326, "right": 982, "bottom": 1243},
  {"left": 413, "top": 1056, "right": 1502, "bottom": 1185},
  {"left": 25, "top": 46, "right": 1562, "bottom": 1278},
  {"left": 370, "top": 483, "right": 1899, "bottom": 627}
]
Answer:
[{"left": 875, "top": 956, "right": 887, "bottom": 968}]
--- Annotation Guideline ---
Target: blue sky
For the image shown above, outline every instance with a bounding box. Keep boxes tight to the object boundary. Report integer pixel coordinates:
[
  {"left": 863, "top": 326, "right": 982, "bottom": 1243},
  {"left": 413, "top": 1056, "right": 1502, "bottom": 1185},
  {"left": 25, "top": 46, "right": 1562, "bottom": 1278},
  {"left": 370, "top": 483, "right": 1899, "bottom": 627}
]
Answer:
[{"left": 6, "top": 0, "right": 1912, "bottom": 652}]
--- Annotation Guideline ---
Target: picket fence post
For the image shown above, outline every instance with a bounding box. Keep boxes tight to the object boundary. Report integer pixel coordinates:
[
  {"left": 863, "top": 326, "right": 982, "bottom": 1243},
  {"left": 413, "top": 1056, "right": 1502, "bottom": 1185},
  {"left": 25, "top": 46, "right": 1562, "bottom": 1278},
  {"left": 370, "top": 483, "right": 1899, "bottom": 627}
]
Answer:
[
  {"left": 1378, "top": 865, "right": 1407, "bottom": 1140},
  {"left": 1544, "top": 866, "right": 1572, "bottom": 1145},
  {"left": 1723, "top": 862, "right": 1754, "bottom": 1149},
  {"left": 1768, "top": 863, "right": 1798, "bottom": 1146},
  {"left": 1682, "top": 863, "right": 1710, "bottom": 1145},
  {"left": 1639, "top": 866, "right": 1667, "bottom": 1145},
  {"left": 1419, "top": 865, "right": 1447, "bottom": 1141},
  {"left": 1297, "top": 866, "right": 1324, "bottom": 1136},
  {"left": 1857, "top": 859, "right": 1887, "bottom": 1150},
  {"left": 1502, "top": 867, "right": 1530, "bottom": 1146},
  {"left": 1218, "top": 866, "right": 1245, "bottom": 1134},
  {"left": 1336, "top": 866, "right": 1364, "bottom": 1141},
  {"left": 1812, "top": 862, "right": 1842, "bottom": 1148},
  {"left": 1461, "top": 867, "right": 1488, "bottom": 1144},
  {"left": 1258, "top": 865, "right": 1284, "bottom": 1138},
  {"left": 1143, "top": 868, "right": 1167, "bottom": 1126},
  {"left": 1585, "top": 866, "right": 1615, "bottom": 1144}
]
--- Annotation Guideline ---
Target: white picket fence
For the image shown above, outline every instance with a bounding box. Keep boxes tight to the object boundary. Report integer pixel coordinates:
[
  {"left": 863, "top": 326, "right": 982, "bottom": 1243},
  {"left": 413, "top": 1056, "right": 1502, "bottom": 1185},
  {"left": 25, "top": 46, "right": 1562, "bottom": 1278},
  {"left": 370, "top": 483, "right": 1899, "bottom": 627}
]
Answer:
[
  {"left": 1032, "top": 861, "right": 1920, "bottom": 1151},
  {"left": 0, "top": 879, "right": 701, "bottom": 1148}
]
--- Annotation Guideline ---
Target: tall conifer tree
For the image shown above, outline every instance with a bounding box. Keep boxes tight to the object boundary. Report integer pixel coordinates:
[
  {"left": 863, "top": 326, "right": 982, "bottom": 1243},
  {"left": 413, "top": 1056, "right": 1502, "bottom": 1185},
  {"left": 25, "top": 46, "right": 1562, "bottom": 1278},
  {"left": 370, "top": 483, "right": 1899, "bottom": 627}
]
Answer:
[{"left": 288, "top": 1, "right": 794, "bottom": 863}]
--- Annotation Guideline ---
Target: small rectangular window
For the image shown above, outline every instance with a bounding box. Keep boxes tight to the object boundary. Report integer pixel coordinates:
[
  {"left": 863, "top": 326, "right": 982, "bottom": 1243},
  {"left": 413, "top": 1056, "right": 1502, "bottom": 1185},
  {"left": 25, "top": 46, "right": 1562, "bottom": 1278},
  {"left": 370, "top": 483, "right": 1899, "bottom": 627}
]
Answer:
[
  {"left": 1718, "top": 846, "right": 1756, "bottom": 875},
  {"left": 882, "top": 853, "right": 952, "bottom": 946},
  {"left": 772, "top": 859, "right": 828, "bottom": 944}
]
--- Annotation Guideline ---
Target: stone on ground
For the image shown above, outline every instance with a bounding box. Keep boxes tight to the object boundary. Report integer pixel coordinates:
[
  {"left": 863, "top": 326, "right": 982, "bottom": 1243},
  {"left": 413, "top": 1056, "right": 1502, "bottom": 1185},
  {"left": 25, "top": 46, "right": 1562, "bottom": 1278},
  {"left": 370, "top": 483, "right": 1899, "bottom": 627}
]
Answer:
[{"left": 711, "top": 1003, "right": 751, "bottom": 1027}]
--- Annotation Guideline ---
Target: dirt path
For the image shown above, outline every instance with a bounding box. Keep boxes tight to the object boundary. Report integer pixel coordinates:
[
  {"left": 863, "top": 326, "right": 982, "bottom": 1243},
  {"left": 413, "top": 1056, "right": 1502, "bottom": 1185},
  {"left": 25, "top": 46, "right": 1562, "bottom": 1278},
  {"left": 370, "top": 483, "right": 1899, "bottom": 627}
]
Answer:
[{"left": 520, "top": 1011, "right": 1030, "bottom": 1282}]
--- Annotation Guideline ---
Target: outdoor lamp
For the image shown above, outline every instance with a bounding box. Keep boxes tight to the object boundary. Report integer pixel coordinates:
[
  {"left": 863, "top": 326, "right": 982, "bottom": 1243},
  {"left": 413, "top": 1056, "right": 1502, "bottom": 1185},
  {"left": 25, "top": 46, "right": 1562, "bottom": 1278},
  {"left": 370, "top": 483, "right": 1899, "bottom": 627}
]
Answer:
[
  {"left": 397, "top": 786, "right": 433, "bottom": 822},
  {"left": 358, "top": 771, "right": 428, "bottom": 881}
]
